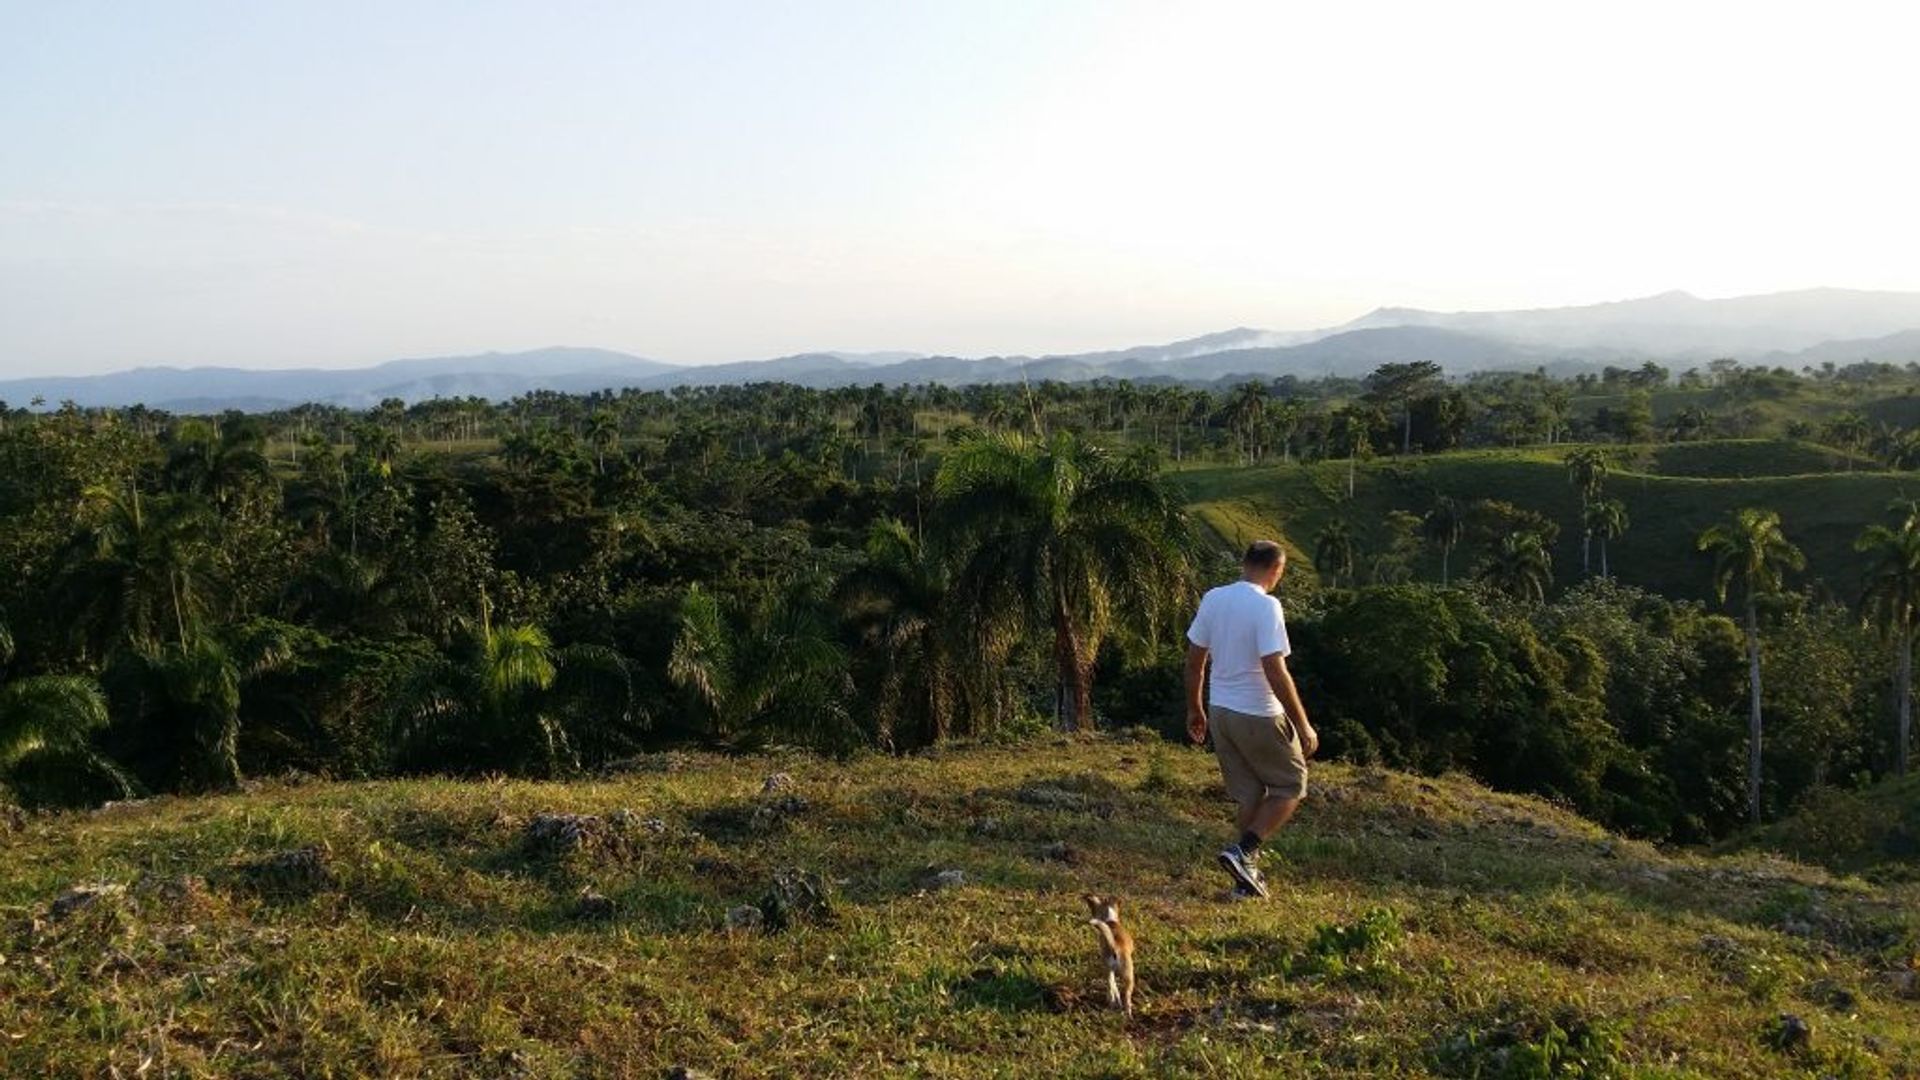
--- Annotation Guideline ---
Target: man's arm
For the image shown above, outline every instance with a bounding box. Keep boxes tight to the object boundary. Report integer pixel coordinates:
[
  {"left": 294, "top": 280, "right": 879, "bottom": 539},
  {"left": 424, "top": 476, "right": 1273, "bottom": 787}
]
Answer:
[
  {"left": 1184, "top": 642, "right": 1209, "bottom": 744},
  {"left": 1260, "top": 653, "right": 1318, "bottom": 758}
]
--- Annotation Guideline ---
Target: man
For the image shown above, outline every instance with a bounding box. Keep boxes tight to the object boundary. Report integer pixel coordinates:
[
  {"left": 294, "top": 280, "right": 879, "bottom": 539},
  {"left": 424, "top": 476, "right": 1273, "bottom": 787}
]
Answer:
[{"left": 1184, "top": 540, "right": 1317, "bottom": 899}]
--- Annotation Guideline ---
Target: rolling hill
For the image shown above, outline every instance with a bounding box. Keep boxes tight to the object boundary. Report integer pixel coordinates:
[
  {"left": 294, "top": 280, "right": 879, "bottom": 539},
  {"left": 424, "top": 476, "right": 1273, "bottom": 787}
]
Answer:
[{"left": 1178, "top": 440, "right": 1916, "bottom": 602}]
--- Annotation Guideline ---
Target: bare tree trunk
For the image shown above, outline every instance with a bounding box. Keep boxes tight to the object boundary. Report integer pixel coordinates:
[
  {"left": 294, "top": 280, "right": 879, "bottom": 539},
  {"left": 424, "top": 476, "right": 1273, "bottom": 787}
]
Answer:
[{"left": 1746, "top": 598, "right": 1764, "bottom": 823}]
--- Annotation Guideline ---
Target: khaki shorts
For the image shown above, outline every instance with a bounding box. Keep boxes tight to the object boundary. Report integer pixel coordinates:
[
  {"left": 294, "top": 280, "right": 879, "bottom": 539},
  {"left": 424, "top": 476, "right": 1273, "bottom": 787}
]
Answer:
[{"left": 1210, "top": 705, "right": 1309, "bottom": 805}]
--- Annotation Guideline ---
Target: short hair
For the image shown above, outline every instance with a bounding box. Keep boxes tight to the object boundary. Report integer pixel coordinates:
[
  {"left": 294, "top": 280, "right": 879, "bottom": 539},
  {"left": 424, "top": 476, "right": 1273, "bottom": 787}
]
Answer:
[{"left": 1242, "top": 540, "right": 1285, "bottom": 570}]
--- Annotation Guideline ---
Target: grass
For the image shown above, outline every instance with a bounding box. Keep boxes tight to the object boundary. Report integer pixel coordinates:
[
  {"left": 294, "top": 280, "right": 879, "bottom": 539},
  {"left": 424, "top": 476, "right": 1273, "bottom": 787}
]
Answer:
[
  {"left": 1180, "top": 439, "right": 1920, "bottom": 601},
  {"left": 3, "top": 738, "right": 1916, "bottom": 1077}
]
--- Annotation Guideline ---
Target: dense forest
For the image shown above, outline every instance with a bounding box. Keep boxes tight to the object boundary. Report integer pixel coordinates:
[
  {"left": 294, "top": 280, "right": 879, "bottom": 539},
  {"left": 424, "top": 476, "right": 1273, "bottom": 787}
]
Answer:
[{"left": 4, "top": 358, "right": 1919, "bottom": 844}]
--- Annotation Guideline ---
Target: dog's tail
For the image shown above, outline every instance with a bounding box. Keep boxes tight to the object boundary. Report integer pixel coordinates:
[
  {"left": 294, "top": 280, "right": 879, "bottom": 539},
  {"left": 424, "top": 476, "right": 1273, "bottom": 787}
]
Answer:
[{"left": 1088, "top": 918, "right": 1119, "bottom": 953}]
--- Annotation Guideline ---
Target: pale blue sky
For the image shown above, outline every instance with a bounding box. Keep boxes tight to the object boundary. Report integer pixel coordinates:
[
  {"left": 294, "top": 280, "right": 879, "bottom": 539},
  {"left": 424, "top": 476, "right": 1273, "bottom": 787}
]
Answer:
[{"left": 4, "top": 1, "right": 1918, "bottom": 375}]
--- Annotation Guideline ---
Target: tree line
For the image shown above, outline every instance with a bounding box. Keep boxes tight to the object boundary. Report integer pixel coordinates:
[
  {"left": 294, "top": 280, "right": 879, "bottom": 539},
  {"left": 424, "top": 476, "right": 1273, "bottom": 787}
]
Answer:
[{"left": 1, "top": 362, "right": 1916, "bottom": 843}]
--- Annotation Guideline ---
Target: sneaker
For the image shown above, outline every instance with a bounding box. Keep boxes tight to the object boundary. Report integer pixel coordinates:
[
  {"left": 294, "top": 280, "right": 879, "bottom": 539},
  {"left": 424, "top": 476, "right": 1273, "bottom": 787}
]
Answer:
[
  {"left": 1228, "top": 880, "right": 1264, "bottom": 901},
  {"left": 1217, "top": 844, "right": 1269, "bottom": 898}
]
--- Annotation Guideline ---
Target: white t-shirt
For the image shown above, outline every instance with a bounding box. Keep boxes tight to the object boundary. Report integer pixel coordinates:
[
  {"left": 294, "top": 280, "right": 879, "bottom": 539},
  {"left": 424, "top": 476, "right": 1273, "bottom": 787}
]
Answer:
[{"left": 1186, "top": 580, "right": 1292, "bottom": 717}]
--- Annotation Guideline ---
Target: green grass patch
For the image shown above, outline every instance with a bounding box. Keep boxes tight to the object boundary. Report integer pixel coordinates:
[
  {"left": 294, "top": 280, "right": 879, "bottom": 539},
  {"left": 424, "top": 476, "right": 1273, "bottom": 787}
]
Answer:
[{"left": 2, "top": 740, "right": 1916, "bottom": 1076}]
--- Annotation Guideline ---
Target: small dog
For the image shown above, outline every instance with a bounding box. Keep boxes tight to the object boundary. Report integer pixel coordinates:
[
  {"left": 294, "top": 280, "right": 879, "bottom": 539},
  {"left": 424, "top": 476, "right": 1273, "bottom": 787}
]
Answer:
[{"left": 1082, "top": 894, "right": 1135, "bottom": 1016}]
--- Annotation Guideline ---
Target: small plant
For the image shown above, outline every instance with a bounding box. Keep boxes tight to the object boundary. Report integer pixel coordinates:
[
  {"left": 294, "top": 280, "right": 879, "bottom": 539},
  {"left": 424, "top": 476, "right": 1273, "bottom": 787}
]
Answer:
[
  {"left": 1140, "top": 744, "right": 1176, "bottom": 795},
  {"left": 1307, "top": 906, "right": 1404, "bottom": 959},
  {"left": 1288, "top": 906, "right": 1405, "bottom": 982},
  {"left": 1434, "top": 1002, "right": 1625, "bottom": 1079}
]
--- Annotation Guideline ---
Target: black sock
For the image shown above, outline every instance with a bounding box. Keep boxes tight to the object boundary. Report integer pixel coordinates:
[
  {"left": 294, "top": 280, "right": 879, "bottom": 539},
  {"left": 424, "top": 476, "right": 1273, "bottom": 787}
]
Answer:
[{"left": 1238, "top": 831, "right": 1262, "bottom": 856}]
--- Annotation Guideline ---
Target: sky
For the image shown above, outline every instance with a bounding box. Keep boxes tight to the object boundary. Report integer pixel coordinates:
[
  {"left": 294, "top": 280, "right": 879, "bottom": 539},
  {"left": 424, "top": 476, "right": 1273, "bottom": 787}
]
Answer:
[{"left": 3, "top": 0, "right": 1919, "bottom": 376}]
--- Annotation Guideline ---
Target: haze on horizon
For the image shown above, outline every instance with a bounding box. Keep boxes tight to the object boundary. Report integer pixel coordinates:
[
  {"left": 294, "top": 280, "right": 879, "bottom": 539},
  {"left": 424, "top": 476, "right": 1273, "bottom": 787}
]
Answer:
[{"left": 3, "top": 0, "right": 1918, "bottom": 378}]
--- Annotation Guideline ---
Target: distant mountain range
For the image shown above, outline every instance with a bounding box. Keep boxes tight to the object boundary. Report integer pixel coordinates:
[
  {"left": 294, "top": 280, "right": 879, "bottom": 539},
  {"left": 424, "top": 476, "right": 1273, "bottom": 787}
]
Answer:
[{"left": 8, "top": 288, "right": 1920, "bottom": 411}]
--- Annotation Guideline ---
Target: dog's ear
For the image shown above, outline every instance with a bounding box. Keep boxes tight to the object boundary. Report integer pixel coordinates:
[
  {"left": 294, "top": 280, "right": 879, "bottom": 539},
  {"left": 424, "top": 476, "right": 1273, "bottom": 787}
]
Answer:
[{"left": 1081, "top": 893, "right": 1101, "bottom": 910}]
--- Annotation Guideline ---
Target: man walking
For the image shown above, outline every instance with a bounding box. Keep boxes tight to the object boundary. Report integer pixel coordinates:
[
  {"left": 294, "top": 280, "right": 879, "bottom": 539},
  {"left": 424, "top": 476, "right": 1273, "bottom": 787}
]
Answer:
[{"left": 1185, "top": 540, "right": 1317, "bottom": 898}]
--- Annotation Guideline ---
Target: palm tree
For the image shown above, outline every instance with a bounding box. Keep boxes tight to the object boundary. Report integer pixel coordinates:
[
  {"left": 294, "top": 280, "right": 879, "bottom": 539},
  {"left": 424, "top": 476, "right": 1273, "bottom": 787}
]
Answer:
[
  {"left": 933, "top": 431, "right": 1189, "bottom": 732},
  {"left": 1566, "top": 448, "right": 1609, "bottom": 573},
  {"left": 1227, "top": 382, "right": 1268, "bottom": 465},
  {"left": 1585, "top": 498, "right": 1629, "bottom": 579},
  {"left": 1332, "top": 407, "right": 1379, "bottom": 498},
  {"left": 1699, "top": 508, "right": 1806, "bottom": 822},
  {"left": 834, "top": 519, "right": 964, "bottom": 748},
  {"left": 585, "top": 410, "right": 619, "bottom": 475},
  {"left": 1477, "top": 531, "right": 1552, "bottom": 603},
  {"left": 393, "top": 607, "right": 635, "bottom": 774},
  {"left": 162, "top": 416, "right": 271, "bottom": 509},
  {"left": 68, "top": 485, "right": 218, "bottom": 652},
  {"left": 668, "top": 580, "right": 850, "bottom": 746},
  {"left": 0, "top": 674, "right": 134, "bottom": 807},
  {"left": 1857, "top": 500, "right": 1920, "bottom": 775},
  {"left": 1823, "top": 411, "right": 1869, "bottom": 471},
  {"left": 1421, "top": 496, "right": 1465, "bottom": 585},
  {"left": 1314, "top": 520, "right": 1355, "bottom": 590},
  {"left": 106, "top": 619, "right": 313, "bottom": 791}
]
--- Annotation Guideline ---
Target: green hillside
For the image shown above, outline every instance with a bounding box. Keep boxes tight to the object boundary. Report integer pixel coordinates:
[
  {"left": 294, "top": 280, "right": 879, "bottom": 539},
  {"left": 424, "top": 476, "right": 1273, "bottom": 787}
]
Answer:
[
  {"left": 3, "top": 739, "right": 1915, "bottom": 1077},
  {"left": 1181, "top": 440, "right": 1918, "bottom": 601}
]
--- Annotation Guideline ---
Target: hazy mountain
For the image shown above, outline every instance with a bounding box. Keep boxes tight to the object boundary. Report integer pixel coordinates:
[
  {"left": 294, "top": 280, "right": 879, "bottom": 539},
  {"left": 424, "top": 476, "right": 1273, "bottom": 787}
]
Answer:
[
  {"left": 1771, "top": 328, "right": 1920, "bottom": 369},
  {"left": 0, "top": 347, "right": 677, "bottom": 410},
  {"left": 12, "top": 287, "right": 1920, "bottom": 410},
  {"left": 1151, "top": 326, "right": 1554, "bottom": 382},
  {"left": 1339, "top": 288, "right": 1920, "bottom": 359}
]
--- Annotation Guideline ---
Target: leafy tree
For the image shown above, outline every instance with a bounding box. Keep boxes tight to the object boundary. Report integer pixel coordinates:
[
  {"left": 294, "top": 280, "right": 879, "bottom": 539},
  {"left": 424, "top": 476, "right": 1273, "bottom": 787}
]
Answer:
[
  {"left": 1857, "top": 500, "right": 1920, "bottom": 775},
  {"left": 933, "top": 432, "right": 1189, "bottom": 732},
  {"left": 1698, "top": 508, "right": 1806, "bottom": 822},
  {"left": 1364, "top": 361, "right": 1444, "bottom": 454}
]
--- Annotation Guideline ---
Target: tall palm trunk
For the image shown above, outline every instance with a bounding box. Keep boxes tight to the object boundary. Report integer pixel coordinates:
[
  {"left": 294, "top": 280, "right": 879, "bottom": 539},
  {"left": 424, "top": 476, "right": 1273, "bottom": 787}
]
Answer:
[
  {"left": 1745, "top": 596, "right": 1764, "bottom": 823},
  {"left": 1600, "top": 538, "right": 1609, "bottom": 579},
  {"left": 1441, "top": 542, "right": 1452, "bottom": 586},
  {"left": 1052, "top": 605, "right": 1093, "bottom": 733}
]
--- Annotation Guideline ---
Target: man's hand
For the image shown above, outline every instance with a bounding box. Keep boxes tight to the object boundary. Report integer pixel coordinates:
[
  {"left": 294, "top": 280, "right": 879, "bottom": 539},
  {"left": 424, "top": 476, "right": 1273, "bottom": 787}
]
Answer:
[
  {"left": 1298, "top": 722, "right": 1320, "bottom": 759},
  {"left": 1186, "top": 706, "right": 1208, "bottom": 745}
]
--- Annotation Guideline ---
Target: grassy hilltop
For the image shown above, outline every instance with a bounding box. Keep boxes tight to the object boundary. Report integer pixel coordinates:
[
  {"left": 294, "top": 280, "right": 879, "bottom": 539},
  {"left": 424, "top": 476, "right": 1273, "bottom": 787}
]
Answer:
[
  {"left": 1181, "top": 439, "right": 1915, "bottom": 602},
  {"left": 4, "top": 738, "right": 1916, "bottom": 1078}
]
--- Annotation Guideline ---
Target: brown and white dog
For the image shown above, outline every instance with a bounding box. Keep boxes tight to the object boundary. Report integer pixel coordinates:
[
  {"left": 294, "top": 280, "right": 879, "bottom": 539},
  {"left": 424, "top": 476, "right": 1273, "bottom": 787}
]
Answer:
[{"left": 1082, "top": 894, "right": 1135, "bottom": 1016}]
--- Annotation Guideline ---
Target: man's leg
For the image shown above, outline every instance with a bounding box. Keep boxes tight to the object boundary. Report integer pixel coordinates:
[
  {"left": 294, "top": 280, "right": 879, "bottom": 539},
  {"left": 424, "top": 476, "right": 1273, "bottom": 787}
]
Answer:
[{"left": 1239, "top": 792, "right": 1300, "bottom": 841}]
